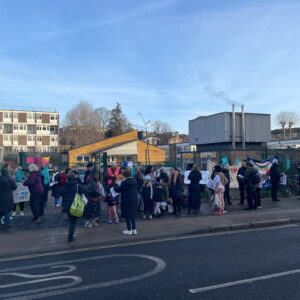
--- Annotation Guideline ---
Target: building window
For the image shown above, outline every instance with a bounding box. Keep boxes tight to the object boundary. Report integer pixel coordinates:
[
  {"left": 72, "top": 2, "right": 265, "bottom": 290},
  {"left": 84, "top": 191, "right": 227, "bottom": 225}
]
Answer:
[
  {"left": 13, "top": 124, "right": 18, "bottom": 130},
  {"left": 27, "top": 113, "right": 35, "bottom": 120},
  {"left": 19, "top": 124, "right": 26, "bottom": 130},
  {"left": 13, "top": 136, "right": 18, "bottom": 142},
  {"left": 27, "top": 136, "right": 35, "bottom": 142},
  {"left": 27, "top": 125, "right": 36, "bottom": 134},
  {"left": 84, "top": 156, "right": 89, "bottom": 162},
  {"left": 4, "top": 135, "right": 12, "bottom": 141},
  {"left": 51, "top": 136, "right": 57, "bottom": 142},
  {"left": 13, "top": 113, "right": 18, "bottom": 119},
  {"left": 37, "top": 125, "right": 42, "bottom": 131},
  {"left": 50, "top": 114, "right": 58, "bottom": 120},
  {"left": 77, "top": 156, "right": 83, "bottom": 162},
  {"left": 37, "top": 136, "right": 42, "bottom": 142},
  {"left": 36, "top": 114, "right": 42, "bottom": 120},
  {"left": 4, "top": 112, "right": 12, "bottom": 119}
]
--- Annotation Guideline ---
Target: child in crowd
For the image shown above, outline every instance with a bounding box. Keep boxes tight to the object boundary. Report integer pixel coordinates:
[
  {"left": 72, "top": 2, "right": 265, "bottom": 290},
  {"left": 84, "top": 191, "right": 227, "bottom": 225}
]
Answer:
[
  {"left": 141, "top": 175, "right": 153, "bottom": 219},
  {"left": 105, "top": 188, "right": 119, "bottom": 224},
  {"left": 153, "top": 180, "right": 168, "bottom": 217}
]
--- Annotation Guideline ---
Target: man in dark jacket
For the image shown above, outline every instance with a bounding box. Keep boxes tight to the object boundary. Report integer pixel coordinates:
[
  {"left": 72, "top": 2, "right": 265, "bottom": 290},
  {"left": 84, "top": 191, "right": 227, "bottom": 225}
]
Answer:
[
  {"left": 244, "top": 162, "right": 258, "bottom": 210},
  {"left": 24, "top": 164, "right": 44, "bottom": 223},
  {"left": 84, "top": 162, "right": 94, "bottom": 185},
  {"left": 0, "top": 172, "right": 17, "bottom": 230},
  {"left": 237, "top": 161, "right": 247, "bottom": 205},
  {"left": 60, "top": 175, "right": 86, "bottom": 242},
  {"left": 270, "top": 159, "right": 281, "bottom": 201}
]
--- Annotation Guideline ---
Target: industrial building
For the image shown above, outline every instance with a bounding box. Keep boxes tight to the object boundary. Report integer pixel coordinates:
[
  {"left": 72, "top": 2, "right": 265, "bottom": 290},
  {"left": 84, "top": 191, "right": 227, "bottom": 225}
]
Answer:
[{"left": 189, "top": 105, "right": 271, "bottom": 151}]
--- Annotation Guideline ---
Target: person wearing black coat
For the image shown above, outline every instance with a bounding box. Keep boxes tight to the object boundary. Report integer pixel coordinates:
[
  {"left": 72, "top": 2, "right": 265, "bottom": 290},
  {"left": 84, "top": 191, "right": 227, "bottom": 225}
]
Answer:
[
  {"left": 114, "top": 168, "right": 138, "bottom": 235},
  {"left": 169, "top": 168, "right": 183, "bottom": 217},
  {"left": 222, "top": 167, "right": 232, "bottom": 205},
  {"left": 237, "top": 161, "right": 247, "bottom": 205},
  {"left": 157, "top": 168, "right": 169, "bottom": 184},
  {"left": 0, "top": 173, "right": 17, "bottom": 230},
  {"left": 60, "top": 175, "right": 86, "bottom": 242},
  {"left": 270, "top": 160, "right": 281, "bottom": 201},
  {"left": 187, "top": 165, "right": 202, "bottom": 215}
]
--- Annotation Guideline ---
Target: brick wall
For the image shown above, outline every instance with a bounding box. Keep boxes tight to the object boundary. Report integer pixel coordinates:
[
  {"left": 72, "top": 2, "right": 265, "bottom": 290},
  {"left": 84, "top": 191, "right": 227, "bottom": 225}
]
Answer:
[
  {"left": 42, "top": 114, "right": 50, "bottom": 123},
  {"left": 42, "top": 136, "right": 50, "bottom": 145},
  {"left": 18, "top": 135, "right": 27, "bottom": 145},
  {"left": 18, "top": 113, "right": 27, "bottom": 123}
]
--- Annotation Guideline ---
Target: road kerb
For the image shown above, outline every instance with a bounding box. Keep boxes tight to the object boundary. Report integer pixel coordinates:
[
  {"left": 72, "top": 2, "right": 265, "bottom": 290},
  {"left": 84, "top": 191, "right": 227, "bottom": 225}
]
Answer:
[
  {"left": 230, "top": 223, "right": 251, "bottom": 230},
  {"left": 250, "top": 219, "right": 292, "bottom": 228}
]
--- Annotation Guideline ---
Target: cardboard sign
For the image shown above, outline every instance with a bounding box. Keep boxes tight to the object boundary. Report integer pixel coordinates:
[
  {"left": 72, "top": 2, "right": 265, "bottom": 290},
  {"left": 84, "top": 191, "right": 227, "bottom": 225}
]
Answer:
[{"left": 13, "top": 183, "right": 30, "bottom": 203}]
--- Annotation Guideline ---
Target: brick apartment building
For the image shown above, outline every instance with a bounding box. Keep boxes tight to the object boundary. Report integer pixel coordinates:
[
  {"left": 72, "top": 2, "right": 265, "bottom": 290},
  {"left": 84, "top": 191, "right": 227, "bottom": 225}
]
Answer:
[{"left": 0, "top": 107, "right": 59, "bottom": 155}]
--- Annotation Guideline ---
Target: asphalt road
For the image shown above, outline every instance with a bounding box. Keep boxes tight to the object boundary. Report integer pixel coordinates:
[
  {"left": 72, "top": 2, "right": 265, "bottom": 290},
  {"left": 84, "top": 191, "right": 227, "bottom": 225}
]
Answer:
[{"left": 1, "top": 225, "right": 300, "bottom": 300}]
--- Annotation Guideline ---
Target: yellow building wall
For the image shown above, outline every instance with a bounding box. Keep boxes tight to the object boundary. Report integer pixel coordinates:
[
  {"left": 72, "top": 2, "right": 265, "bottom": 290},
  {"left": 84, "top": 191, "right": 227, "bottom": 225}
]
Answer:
[
  {"left": 137, "top": 141, "right": 165, "bottom": 165},
  {"left": 69, "top": 131, "right": 138, "bottom": 166}
]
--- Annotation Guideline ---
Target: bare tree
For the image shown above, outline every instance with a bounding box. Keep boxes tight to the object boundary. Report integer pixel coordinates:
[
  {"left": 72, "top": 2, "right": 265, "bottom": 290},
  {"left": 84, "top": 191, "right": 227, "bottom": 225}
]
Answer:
[
  {"left": 94, "top": 107, "right": 111, "bottom": 132},
  {"left": 287, "top": 112, "right": 300, "bottom": 140},
  {"left": 152, "top": 120, "right": 173, "bottom": 145},
  {"left": 152, "top": 120, "right": 173, "bottom": 135},
  {"left": 62, "top": 101, "right": 104, "bottom": 147},
  {"left": 276, "top": 111, "right": 289, "bottom": 140}
]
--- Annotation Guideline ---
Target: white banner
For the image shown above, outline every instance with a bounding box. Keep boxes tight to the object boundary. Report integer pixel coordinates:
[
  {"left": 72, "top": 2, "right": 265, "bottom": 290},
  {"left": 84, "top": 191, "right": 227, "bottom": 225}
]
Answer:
[
  {"left": 184, "top": 171, "right": 210, "bottom": 185},
  {"left": 13, "top": 183, "right": 30, "bottom": 203}
]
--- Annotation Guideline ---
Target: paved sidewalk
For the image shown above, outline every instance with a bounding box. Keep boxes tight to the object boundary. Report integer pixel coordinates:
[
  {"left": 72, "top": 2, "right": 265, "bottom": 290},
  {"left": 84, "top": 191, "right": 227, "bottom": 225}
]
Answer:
[{"left": 1, "top": 197, "right": 300, "bottom": 258}]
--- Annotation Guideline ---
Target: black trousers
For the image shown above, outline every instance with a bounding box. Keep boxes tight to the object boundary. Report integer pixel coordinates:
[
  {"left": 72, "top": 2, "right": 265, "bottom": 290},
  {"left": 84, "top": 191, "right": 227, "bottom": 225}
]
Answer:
[
  {"left": 29, "top": 193, "right": 44, "bottom": 219},
  {"left": 68, "top": 212, "right": 78, "bottom": 240},
  {"left": 246, "top": 187, "right": 258, "bottom": 209},
  {"left": 271, "top": 184, "right": 279, "bottom": 201},
  {"left": 172, "top": 197, "right": 181, "bottom": 215},
  {"left": 14, "top": 202, "right": 25, "bottom": 212},
  {"left": 239, "top": 183, "right": 245, "bottom": 204},
  {"left": 256, "top": 188, "right": 261, "bottom": 207},
  {"left": 224, "top": 184, "right": 230, "bottom": 204},
  {"left": 126, "top": 217, "right": 136, "bottom": 231}
]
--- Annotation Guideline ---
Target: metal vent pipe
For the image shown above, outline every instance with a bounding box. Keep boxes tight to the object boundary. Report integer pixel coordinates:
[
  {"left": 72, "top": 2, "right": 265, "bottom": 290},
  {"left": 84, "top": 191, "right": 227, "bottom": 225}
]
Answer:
[
  {"left": 232, "top": 104, "right": 236, "bottom": 149},
  {"left": 241, "top": 105, "right": 246, "bottom": 150}
]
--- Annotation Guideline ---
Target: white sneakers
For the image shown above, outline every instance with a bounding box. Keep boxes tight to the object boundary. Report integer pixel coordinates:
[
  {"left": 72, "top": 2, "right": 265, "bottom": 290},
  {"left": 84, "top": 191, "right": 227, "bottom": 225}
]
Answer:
[{"left": 122, "top": 229, "right": 138, "bottom": 235}]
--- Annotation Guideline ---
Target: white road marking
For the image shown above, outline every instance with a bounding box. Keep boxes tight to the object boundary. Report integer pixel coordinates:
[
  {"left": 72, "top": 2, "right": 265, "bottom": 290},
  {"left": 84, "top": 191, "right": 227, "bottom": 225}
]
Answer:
[
  {"left": 189, "top": 268, "right": 300, "bottom": 294},
  {"left": 0, "top": 254, "right": 166, "bottom": 300},
  {"left": 0, "top": 224, "right": 296, "bottom": 263}
]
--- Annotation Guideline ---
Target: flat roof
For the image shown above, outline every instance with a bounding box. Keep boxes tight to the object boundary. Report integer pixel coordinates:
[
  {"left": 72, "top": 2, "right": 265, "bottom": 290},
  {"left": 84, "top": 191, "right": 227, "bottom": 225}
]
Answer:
[
  {"left": 0, "top": 105, "right": 58, "bottom": 113},
  {"left": 189, "top": 111, "right": 271, "bottom": 122}
]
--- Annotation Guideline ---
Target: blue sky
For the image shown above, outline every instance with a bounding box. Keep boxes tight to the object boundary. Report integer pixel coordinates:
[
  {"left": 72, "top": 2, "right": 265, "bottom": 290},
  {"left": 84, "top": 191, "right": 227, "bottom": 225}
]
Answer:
[{"left": 0, "top": 0, "right": 300, "bottom": 133}]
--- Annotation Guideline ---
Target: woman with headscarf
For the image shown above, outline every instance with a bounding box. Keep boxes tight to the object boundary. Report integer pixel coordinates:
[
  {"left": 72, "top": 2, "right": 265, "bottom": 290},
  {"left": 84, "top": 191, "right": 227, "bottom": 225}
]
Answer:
[
  {"left": 210, "top": 165, "right": 228, "bottom": 216},
  {"left": 24, "top": 164, "right": 44, "bottom": 223},
  {"left": 12, "top": 166, "right": 26, "bottom": 217}
]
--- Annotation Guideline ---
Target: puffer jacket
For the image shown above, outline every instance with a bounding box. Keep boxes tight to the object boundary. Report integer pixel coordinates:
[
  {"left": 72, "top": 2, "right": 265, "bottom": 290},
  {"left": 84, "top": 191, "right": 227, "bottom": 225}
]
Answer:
[{"left": 0, "top": 175, "right": 17, "bottom": 213}]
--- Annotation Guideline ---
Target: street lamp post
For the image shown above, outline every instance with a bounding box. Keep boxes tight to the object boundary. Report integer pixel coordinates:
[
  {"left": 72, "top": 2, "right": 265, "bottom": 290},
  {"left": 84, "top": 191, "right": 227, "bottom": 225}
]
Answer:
[{"left": 137, "top": 112, "right": 152, "bottom": 165}]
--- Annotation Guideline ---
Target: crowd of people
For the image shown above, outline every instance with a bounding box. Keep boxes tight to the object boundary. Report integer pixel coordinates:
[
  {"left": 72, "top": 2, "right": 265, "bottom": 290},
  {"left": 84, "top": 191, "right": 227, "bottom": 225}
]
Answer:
[{"left": 0, "top": 158, "right": 283, "bottom": 242}]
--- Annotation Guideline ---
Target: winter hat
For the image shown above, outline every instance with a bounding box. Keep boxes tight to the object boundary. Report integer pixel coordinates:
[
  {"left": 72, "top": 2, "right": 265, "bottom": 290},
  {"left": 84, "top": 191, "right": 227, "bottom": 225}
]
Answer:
[
  {"left": 144, "top": 175, "right": 151, "bottom": 181},
  {"left": 272, "top": 159, "right": 279, "bottom": 165}
]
